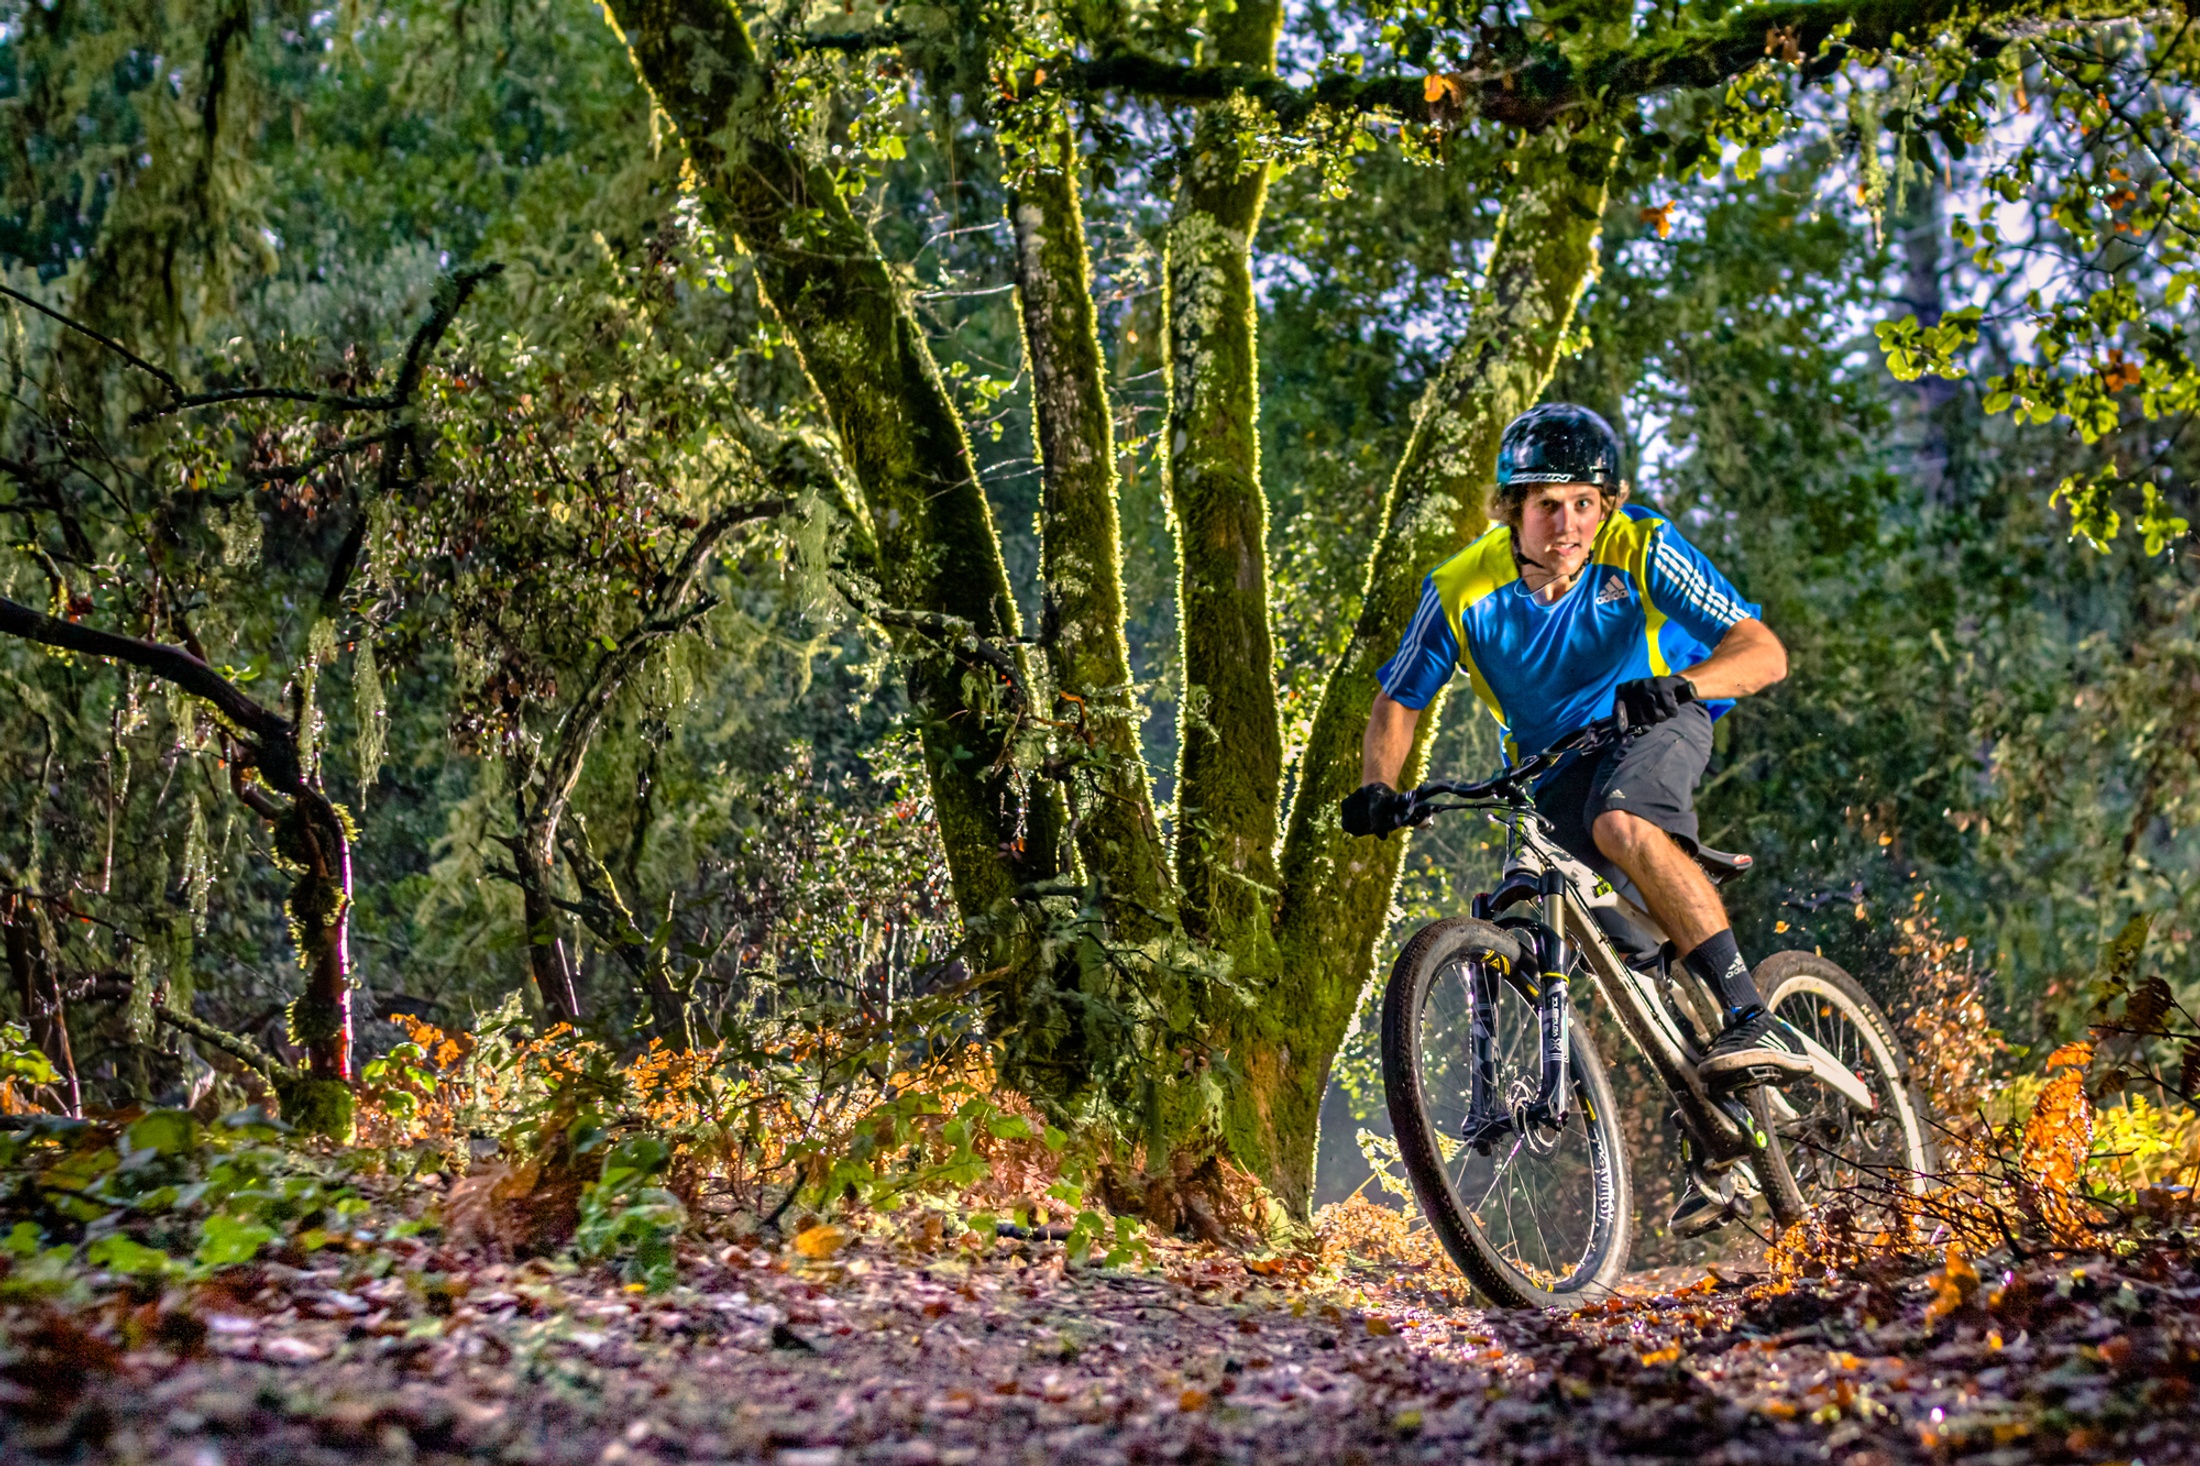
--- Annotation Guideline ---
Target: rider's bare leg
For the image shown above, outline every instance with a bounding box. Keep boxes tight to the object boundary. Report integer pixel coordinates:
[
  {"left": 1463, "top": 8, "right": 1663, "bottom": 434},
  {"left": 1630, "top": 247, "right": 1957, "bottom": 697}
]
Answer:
[
  {"left": 1589, "top": 810, "right": 1726, "bottom": 953},
  {"left": 1593, "top": 808, "right": 1807, "bottom": 1100}
]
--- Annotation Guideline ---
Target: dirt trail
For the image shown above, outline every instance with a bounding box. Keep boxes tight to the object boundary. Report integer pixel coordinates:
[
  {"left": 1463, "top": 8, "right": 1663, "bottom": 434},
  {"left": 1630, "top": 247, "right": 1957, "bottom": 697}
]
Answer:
[{"left": 8, "top": 1232, "right": 2198, "bottom": 1465}]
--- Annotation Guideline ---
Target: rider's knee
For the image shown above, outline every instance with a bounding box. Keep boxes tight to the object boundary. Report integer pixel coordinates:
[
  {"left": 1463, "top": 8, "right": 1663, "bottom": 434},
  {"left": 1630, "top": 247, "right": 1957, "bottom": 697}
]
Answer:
[{"left": 1591, "top": 808, "right": 1658, "bottom": 862}]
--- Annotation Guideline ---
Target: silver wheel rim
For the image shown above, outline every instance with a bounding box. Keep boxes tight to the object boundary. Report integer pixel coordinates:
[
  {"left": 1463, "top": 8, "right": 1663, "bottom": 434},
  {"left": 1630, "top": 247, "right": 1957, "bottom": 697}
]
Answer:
[
  {"left": 1414, "top": 957, "right": 1619, "bottom": 1294},
  {"left": 1766, "top": 974, "right": 1930, "bottom": 1214}
]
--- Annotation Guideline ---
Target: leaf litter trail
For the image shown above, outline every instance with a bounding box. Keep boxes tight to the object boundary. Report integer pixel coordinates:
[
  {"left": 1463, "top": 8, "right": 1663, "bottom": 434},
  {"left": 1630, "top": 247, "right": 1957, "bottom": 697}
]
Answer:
[{"left": 8, "top": 1232, "right": 2200, "bottom": 1465}]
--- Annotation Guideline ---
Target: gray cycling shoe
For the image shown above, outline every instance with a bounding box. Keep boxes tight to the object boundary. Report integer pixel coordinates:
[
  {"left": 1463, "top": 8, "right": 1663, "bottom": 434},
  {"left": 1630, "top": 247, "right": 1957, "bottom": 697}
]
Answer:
[{"left": 1697, "top": 1006, "right": 1813, "bottom": 1090}]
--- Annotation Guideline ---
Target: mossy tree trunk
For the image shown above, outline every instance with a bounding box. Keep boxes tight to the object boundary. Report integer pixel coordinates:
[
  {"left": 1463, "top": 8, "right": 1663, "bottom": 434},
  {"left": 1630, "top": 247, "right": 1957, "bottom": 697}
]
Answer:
[
  {"left": 593, "top": 0, "right": 1706, "bottom": 1219},
  {"left": 1255, "top": 127, "right": 1625, "bottom": 1212},
  {"left": 1161, "top": 0, "right": 1286, "bottom": 957},
  {"left": 1006, "top": 106, "right": 1172, "bottom": 935},
  {"left": 599, "top": 0, "right": 1063, "bottom": 971},
  {"left": 0, "top": 595, "right": 358, "bottom": 1130}
]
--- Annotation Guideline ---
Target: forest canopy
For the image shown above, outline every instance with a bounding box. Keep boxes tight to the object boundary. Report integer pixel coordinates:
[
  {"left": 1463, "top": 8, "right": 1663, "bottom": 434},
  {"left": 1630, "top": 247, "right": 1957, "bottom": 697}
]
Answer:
[{"left": 1, "top": 0, "right": 2197, "bottom": 1220}]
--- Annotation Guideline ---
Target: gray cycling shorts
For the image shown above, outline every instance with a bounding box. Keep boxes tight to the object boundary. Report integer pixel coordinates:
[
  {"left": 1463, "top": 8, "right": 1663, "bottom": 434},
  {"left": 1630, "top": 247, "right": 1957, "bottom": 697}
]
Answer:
[{"left": 1532, "top": 703, "right": 1715, "bottom": 881}]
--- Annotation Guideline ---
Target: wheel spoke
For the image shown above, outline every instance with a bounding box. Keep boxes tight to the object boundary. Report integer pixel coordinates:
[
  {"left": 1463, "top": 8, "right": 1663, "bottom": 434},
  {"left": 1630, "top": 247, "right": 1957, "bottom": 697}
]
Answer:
[{"left": 1766, "top": 972, "right": 1932, "bottom": 1228}]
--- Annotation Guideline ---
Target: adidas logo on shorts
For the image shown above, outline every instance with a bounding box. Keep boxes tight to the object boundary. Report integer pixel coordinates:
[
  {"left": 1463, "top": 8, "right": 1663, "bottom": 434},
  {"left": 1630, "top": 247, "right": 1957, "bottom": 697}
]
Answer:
[{"left": 1595, "top": 573, "right": 1628, "bottom": 605}]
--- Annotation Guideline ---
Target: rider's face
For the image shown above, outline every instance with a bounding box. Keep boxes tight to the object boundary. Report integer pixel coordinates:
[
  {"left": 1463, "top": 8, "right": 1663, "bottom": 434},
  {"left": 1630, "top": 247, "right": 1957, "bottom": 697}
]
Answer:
[{"left": 1517, "top": 484, "right": 1606, "bottom": 579}]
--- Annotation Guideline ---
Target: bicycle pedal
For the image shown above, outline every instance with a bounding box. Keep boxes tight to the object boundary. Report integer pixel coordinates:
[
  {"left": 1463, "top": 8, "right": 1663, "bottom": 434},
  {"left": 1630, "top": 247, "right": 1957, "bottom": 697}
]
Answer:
[{"left": 1712, "top": 1095, "right": 1771, "bottom": 1149}]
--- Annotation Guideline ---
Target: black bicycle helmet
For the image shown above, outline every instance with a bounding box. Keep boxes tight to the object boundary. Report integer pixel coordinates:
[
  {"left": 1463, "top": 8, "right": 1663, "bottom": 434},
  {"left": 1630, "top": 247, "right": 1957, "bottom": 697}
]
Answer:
[{"left": 1495, "top": 403, "right": 1622, "bottom": 490}]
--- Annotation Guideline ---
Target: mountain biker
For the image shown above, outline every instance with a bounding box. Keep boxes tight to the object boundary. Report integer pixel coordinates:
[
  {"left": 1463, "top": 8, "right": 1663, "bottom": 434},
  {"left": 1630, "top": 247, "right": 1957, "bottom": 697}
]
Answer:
[{"left": 1339, "top": 402, "right": 1810, "bottom": 1237}]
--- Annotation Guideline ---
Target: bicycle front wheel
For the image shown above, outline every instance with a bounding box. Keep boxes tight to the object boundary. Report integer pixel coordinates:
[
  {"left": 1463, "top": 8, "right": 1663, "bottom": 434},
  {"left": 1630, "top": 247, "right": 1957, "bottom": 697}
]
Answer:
[
  {"left": 1381, "top": 917, "right": 1632, "bottom": 1309},
  {"left": 1755, "top": 951, "right": 1935, "bottom": 1229}
]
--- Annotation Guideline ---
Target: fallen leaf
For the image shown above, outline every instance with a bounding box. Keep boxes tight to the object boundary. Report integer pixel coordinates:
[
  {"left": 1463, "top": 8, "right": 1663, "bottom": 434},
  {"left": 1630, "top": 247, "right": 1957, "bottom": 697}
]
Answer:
[
  {"left": 795, "top": 1225, "right": 848, "bottom": 1260},
  {"left": 260, "top": 1335, "right": 328, "bottom": 1364}
]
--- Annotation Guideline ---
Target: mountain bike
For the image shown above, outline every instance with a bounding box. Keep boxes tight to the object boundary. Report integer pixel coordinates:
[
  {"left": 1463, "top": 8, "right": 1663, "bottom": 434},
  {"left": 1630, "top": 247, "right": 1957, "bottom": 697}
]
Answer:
[{"left": 1378, "top": 718, "right": 1934, "bottom": 1309}]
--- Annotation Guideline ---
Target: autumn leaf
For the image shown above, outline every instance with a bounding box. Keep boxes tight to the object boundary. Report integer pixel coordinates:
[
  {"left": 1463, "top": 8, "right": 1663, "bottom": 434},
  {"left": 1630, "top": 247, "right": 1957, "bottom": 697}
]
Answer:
[
  {"left": 1640, "top": 202, "right": 1675, "bottom": 239},
  {"left": 1923, "top": 1244, "right": 1981, "bottom": 1325},
  {"left": 2124, "top": 975, "right": 2173, "bottom": 1034},
  {"left": 2099, "top": 351, "right": 2143, "bottom": 393},
  {"left": 1423, "top": 73, "right": 1470, "bottom": 124},
  {"left": 2044, "top": 1041, "right": 2095, "bottom": 1071},
  {"left": 793, "top": 1224, "right": 848, "bottom": 1259}
]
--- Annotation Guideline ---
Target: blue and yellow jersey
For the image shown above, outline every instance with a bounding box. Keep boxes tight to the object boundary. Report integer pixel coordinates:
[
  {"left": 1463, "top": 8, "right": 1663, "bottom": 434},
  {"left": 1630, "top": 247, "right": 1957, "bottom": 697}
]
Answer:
[{"left": 1376, "top": 504, "right": 1761, "bottom": 762}]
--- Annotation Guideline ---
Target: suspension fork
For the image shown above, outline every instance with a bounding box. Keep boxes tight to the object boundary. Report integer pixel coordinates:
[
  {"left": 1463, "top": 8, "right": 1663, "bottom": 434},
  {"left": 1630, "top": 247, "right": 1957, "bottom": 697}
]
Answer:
[
  {"left": 1461, "top": 911, "right": 1574, "bottom": 1148},
  {"left": 1531, "top": 872, "right": 1573, "bottom": 1127},
  {"left": 1521, "top": 916, "right": 1574, "bottom": 1130}
]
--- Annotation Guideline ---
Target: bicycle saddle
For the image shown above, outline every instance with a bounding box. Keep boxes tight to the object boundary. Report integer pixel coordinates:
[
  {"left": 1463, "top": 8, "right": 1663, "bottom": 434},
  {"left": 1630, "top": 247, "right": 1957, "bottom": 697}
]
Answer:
[{"left": 1693, "top": 845, "right": 1753, "bottom": 883}]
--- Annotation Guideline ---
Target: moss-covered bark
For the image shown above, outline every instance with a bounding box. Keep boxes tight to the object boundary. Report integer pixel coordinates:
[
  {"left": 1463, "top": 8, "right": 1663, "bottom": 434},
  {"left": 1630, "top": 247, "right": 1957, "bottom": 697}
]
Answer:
[
  {"left": 599, "top": 0, "right": 1059, "bottom": 933},
  {"left": 1237, "top": 124, "right": 1624, "bottom": 1215},
  {"left": 1163, "top": 0, "right": 1286, "bottom": 953},
  {"left": 276, "top": 791, "right": 357, "bottom": 1082},
  {"left": 1007, "top": 110, "right": 1173, "bottom": 933}
]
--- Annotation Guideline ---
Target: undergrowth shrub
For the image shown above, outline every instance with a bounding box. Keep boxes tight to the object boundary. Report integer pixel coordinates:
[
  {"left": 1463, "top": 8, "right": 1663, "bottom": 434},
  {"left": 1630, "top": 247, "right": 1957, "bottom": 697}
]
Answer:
[
  {"left": 0, "top": 1107, "right": 395, "bottom": 1296},
  {"left": 343, "top": 975, "right": 1155, "bottom": 1282},
  {"left": 0, "top": 953, "right": 1163, "bottom": 1297},
  {"left": 1773, "top": 911, "right": 2200, "bottom": 1283}
]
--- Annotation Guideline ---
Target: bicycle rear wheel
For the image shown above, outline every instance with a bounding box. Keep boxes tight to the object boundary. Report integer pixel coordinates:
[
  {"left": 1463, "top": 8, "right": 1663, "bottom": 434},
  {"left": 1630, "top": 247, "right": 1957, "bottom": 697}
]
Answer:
[
  {"left": 1381, "top": 917, "right": 1632, "bottom": 1309},
  {"left": 1755, "top": 952, "right": 1935, "bottom": 1229}
]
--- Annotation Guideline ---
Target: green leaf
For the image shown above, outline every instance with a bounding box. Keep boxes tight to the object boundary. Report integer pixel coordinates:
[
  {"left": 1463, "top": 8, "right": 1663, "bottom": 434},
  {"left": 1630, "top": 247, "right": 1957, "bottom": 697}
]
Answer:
[
  {"left": 123, "top": 1110, "right": 198, "bottom": 1161},
  {"left": 88, "top": 1233, "right": 180, "bottom": 1277},
  {"left": 196, "top": 1214, "right": 276, "bottom": 1268},
  {"left": 2050, "top": 467, "right": 2124, "bottom": 552},
  {"left": 0, "top": 1023, "right": 60, "bottom": 1085},
  {"left": 2139, "top": 483, "right": 2190, "bottom": 556}
]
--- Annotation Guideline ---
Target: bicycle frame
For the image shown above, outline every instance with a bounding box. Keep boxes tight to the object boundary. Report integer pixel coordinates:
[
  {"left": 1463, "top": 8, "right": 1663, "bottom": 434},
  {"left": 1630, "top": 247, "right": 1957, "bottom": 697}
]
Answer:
[{"left": 1428, "top": 778, "right": 1877, "bottom": 1171}]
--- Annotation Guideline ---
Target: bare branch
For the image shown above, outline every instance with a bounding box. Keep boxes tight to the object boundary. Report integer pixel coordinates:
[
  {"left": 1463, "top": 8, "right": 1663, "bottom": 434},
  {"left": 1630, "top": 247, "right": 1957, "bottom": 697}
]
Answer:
[
  {"left": 0, "top": 284, "right": 182, "bottom": 396},
  {"left": 0, "top": 595, "right": 298, "bottom": 790}
]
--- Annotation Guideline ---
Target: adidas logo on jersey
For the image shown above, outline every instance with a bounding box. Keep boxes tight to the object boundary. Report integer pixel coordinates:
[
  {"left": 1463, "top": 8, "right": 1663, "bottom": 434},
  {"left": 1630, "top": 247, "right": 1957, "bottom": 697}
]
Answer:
[{"left": 1595, "top": 573, "right": 1628, "bottom": 605}]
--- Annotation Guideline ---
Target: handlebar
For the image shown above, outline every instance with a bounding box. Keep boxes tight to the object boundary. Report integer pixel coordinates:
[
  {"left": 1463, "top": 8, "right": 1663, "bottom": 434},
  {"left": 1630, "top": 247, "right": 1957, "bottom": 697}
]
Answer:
[{"left": 1402, "top": 715, "right": 1631, "bottom": 819}]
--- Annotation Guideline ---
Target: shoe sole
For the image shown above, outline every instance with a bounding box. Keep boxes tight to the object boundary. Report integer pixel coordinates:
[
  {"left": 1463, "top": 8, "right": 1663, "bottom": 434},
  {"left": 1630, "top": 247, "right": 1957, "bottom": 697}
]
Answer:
[{"left": 1698, "top": 1049, "right": 1814, "bottom": 1080}]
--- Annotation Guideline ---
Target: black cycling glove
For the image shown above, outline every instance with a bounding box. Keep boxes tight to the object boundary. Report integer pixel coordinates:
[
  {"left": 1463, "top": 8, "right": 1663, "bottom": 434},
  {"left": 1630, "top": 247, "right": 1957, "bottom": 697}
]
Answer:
[
  {"left": 1613, "top": 675, "right": 1698, "bottom": 730},
  {"left": 1341, "top": 782, "right": 1418, "bottom": 839}
]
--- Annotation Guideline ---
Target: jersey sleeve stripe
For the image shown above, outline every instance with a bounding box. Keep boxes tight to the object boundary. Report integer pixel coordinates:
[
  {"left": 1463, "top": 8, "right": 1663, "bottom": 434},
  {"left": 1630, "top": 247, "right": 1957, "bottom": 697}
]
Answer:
[
  {"left": 1376, "top": 578, "right": 1457, "bottom": 707},
  {"left": 1391, "top": 580, "right": 1443, "bottom": 668},
  {"left": 1651, "top": 538, "right": 1747, "bottom": 628}
]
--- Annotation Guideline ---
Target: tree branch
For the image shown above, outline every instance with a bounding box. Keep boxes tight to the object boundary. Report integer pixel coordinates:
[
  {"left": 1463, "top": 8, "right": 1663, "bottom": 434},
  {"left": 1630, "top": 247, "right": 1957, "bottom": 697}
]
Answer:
[
  {"left": 155, "top": 1000, "right": 299, "bottom": 1084},
  {"left": 245, "top": 426, "right": 402, "bottom": 484},
  {"left": 836, "top": 579, "right": 1032, "bottom": 715},
  {"left": 1053, "top": 0, "right": 2154, "bottom": 129},
  {"left": 0, "top": 595, "right": 298, "bottom": 788},
  {"left": 0, "top": 284, "right": 182, "bottom": 396},
  {"left": 530, "top": 497, "right": 788, "bottom": 849}
]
